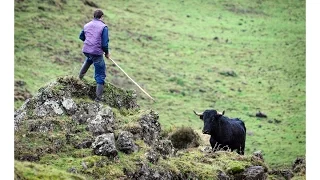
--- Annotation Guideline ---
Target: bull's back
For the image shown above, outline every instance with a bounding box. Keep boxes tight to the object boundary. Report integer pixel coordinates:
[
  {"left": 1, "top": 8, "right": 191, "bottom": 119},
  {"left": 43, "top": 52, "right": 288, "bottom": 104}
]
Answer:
[
  {"left": 228, "top": 119, "right": 246, "bottom": 140},
  {"left": 214, "top": 118, "right": 245, "bottom": 143},
  {"left": 230, "top": 118, "right": 246, "bottom": 132}
]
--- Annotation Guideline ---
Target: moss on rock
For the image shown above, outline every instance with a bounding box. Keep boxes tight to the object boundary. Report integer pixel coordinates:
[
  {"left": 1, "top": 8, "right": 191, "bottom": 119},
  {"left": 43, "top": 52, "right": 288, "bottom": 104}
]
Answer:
[
  {"left": 226, "top": 161, "right": 248, "bottom": 174},
  {"left": 57, "top": 76, "right": 139, "bottom": 109}
]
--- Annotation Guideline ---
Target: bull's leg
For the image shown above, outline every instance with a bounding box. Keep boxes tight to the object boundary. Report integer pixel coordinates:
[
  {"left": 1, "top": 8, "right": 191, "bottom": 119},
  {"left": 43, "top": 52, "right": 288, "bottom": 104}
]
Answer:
[
  {"left": 222, "top": 145, "right": 231, "bottom": 152},
  {"left": 237, "top": 144, "right": 245, "bottom": 155},
  {"left": 236, "top": 149, "right": 242, "bottom": 155},
  {"left": 209, "top": 137, "right": 219, "bottom": 152}
]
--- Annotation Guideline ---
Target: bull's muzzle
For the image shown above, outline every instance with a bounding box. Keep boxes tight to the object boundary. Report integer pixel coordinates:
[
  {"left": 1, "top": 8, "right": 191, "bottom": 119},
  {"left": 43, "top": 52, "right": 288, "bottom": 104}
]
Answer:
[{"left": 202, "top": 130, "right": 210, "bottom": 134}]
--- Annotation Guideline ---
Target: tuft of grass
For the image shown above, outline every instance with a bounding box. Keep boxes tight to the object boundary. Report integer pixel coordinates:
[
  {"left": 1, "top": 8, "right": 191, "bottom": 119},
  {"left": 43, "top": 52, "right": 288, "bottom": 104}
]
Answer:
[{"left": 168, "top": 126, "right": 201, "bottom": 149}]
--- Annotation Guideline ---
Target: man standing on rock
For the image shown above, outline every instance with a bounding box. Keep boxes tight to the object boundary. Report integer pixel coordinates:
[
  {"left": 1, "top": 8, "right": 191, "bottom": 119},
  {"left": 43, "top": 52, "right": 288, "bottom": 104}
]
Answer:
[{"left": 79, "top": 9, "right": 110, "bottom": 102}]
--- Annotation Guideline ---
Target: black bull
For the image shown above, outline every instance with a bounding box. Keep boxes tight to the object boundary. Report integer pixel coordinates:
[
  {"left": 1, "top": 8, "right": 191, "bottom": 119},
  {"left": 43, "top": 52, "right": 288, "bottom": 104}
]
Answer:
[{"left": 194, "top": 109, "right": 246, "bottom": 155}]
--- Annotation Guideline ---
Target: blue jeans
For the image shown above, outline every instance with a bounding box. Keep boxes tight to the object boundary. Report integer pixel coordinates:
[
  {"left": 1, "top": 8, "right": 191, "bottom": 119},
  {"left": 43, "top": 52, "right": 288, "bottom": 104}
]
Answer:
[{"left": 80, "top": 53, "right": 106, "bottom": 85}]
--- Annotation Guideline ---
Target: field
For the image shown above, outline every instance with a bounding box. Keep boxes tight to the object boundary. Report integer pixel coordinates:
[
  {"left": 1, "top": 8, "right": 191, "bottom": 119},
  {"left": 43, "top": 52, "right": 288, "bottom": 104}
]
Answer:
[{"left": 14, "top": 0, "right": 305, "bottom": 168}]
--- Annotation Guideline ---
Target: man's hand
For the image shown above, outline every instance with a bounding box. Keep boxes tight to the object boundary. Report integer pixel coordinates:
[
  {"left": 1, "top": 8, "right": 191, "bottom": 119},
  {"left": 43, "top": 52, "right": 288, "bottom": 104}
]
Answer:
[{"left": 105, "top": 52, "right": 110, "bottom": 59}]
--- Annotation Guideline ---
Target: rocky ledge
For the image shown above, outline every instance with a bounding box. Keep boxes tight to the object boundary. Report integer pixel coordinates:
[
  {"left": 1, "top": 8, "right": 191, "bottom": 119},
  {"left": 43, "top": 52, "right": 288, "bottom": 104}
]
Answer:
[{"left": 14, "top": 76, "right": 305, "bottom": 180}]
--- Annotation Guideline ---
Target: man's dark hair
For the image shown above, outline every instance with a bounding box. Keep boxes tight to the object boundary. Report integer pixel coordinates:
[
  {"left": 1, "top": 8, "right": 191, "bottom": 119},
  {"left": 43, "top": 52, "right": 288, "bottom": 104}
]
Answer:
[{"left": 94, "top": 10, "right": 104, "bottom": 19}]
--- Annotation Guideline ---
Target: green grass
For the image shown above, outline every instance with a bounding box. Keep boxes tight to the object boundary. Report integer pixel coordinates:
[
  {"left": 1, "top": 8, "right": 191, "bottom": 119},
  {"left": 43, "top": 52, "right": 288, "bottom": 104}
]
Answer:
[
  {"left": 15, "top": 0, "right": 305, "bottom": 168},
  {"left": 15, "top": 160, "right": 86, "bottom": 180}
]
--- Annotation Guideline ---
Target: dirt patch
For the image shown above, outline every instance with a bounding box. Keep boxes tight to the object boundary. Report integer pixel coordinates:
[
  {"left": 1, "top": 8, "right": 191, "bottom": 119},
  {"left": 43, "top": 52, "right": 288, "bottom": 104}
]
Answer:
[
  {"left": 53, "top": 56, "right": 68, "bottom": 65},
  {"left": 83, "top": 0, "right": 99, "bottom": 8},
  {"left": 224, "top": 4, "right": 268, "bottom": 16},
  {"left": 126, "top": 30, "right": 153, "bottom": 41},
  {"left": 14, "top": 80, "right": 32, "bottom": 101}
]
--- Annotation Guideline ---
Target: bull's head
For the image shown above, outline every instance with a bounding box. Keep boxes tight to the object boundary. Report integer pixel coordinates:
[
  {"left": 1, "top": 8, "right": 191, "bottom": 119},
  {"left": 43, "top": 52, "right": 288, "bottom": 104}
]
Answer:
[{"left": 193, "top": 109, "right": 225, "bottom": 134}]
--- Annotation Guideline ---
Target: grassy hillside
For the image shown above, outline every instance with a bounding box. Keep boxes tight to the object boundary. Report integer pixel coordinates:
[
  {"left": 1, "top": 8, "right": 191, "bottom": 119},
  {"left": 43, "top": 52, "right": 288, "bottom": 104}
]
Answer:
[{"left": 14, "top": 0, "right": 305, "bottom": 168}]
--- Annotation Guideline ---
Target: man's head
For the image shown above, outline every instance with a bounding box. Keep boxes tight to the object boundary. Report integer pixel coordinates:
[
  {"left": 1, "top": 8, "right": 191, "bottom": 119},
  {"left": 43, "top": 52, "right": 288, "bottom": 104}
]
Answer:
[{"left": 94, "top": 10, "right": 104, "bottom": 19}]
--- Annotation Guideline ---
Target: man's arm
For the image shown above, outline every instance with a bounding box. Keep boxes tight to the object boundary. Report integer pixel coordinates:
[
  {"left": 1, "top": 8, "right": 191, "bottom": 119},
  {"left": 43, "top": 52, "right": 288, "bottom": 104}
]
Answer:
[
  {"left": 79, "top": 30, "right": 85, "bottom": 41},
  {"left": 101, "top": 27, "right": 109, "bottom": 57}
]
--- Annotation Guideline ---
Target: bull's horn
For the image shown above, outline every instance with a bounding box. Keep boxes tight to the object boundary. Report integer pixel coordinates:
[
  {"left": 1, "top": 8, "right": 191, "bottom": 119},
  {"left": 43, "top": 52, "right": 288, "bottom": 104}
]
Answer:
[
  {"left": 217, "top": 110, "right": 225, "bottom": 115},
  {"left": 193, "top": 110, "right": 203, "bottom": 116}
]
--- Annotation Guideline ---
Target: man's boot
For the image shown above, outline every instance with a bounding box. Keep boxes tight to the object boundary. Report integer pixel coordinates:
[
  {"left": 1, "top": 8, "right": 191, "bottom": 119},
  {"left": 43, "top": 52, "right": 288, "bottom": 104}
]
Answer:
[
  {"left": 79, "top": 61, "right": 91, "bottom": 79},
  {"left": 95, "top": 84, "right": 104, "bottom": 102}
]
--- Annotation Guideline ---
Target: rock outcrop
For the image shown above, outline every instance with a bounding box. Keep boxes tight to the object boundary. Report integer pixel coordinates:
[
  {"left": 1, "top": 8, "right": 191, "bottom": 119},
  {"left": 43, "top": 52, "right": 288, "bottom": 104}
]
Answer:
[{"left": 14, "top": 76, "right": 294, "bottom": 180}]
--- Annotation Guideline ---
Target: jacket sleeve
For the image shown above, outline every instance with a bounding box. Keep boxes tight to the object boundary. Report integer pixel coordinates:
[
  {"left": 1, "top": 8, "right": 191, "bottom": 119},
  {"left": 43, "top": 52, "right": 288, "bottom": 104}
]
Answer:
[
  {"left": 101, "top": 27, "right": 109, "bottom": 54},
  {"left": 79, "top": 30, "right": 85, "bottom": 41}
]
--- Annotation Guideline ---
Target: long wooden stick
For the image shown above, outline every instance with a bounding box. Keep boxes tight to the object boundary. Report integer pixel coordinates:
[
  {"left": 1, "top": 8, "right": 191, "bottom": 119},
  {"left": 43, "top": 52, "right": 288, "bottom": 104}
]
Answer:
[{"left": 108, "top": 57, "right": 156, "bottom": 102}]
